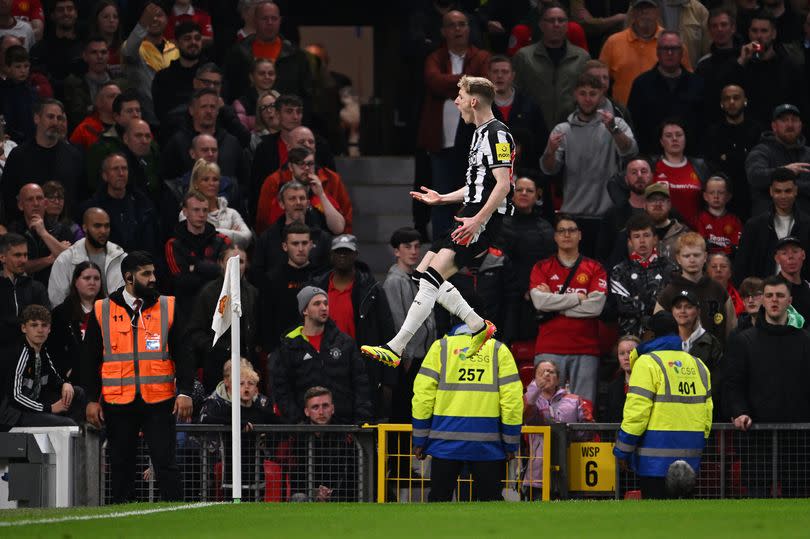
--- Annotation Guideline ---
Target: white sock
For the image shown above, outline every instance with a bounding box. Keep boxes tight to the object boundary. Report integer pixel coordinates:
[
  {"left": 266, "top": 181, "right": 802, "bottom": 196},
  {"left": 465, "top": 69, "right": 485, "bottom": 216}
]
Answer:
[
  {"left": 436, "top": 281, "right": 485, "bottom": 332},
  {"left": 387, "top": 278, "right": 440, "bottom": 355}
]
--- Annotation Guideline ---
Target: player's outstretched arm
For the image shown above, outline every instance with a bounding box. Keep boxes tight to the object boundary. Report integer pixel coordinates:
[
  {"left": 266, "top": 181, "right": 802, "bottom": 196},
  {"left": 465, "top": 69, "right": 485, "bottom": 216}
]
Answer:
[{"left": 410, "top": 185, "right": 466, "bottom": 205}]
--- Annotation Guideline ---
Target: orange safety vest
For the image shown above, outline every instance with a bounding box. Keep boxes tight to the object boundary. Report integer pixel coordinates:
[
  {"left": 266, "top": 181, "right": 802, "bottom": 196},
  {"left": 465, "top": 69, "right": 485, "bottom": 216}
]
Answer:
[{"left": 94, "top": 296, "right": 177, "bottom": 404}]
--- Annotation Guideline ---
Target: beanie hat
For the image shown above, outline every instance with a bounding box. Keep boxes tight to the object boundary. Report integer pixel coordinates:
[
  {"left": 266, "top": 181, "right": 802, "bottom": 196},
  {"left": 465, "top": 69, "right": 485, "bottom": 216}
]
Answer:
[{"left": 297, "top": 286, "right": 327, "bottom": 314}]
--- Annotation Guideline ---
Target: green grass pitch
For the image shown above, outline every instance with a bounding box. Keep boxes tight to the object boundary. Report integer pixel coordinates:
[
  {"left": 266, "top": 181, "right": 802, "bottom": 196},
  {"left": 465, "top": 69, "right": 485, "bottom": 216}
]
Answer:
[{"left": 2, "top": 499, "right": 810, "bottom": 538}]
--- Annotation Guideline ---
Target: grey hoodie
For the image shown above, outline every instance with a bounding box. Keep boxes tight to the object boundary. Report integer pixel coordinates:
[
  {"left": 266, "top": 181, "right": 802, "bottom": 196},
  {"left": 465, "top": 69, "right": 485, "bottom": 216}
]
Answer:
[{"left": 541, "top": 110, "right": 638, "bottom": 217}]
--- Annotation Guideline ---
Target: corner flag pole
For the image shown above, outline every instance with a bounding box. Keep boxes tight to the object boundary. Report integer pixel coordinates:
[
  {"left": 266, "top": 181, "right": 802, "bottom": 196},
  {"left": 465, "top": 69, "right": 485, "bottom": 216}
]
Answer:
[{"left": 211, "top": 255, "right": 243, "bottom": 502}]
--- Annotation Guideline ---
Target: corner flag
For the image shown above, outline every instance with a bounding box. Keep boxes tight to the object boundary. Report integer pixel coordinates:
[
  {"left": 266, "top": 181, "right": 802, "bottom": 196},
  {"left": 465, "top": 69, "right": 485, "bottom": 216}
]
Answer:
[{"left": 210, "top": 254, "right": 244, "bottom": 501}]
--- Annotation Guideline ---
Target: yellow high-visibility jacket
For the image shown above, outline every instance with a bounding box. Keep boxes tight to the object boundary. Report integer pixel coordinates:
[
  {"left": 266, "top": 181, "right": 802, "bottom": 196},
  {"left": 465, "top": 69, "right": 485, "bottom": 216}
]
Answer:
[
  {"left": 613, "top": 336, "right": 713, "bottom": 476},
  {"left": 412, "top": 336, "right": 523, "bottom": 461}
]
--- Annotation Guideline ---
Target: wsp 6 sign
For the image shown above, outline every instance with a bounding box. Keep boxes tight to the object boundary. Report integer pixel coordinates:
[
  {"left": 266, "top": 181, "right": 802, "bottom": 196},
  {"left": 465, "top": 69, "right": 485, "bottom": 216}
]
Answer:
[{"left": 567, "top": 442, "right": 616, "bottom": 492}]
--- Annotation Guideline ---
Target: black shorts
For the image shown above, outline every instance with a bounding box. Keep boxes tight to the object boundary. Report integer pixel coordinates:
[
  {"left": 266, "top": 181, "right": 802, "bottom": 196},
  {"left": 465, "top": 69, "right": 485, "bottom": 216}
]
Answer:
[{"left": 428, "top": 205, "right": 504, "bottom": 269}]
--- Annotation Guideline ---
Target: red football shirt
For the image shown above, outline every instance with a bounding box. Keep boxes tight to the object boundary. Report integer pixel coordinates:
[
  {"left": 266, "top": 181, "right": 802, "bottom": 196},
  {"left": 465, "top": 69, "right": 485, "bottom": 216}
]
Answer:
[
  {"left": 655, "top": 159, "right": 702, "bottom": 229},
  {"left": 327, "top": 273, "right": 355, "bottom": 338},
  {"left": 696, "top": 210, "right": 742, "bottom": 255},
  {"left": 529, "top": 256, "right": 607, "bottom": 356}
]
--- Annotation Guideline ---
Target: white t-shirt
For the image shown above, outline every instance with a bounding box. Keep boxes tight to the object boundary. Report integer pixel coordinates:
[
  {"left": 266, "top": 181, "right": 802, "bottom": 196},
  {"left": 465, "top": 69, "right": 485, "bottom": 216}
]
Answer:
[
  {"left": 0, "top": 19, "right": 36, "bottom": 50},
  {"left": 441, "top": 51, "right": 465, "bottom": 149}
]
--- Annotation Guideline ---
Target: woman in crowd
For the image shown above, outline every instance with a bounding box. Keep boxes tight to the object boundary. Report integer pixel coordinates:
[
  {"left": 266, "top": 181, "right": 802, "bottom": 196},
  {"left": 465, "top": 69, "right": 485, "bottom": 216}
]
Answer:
[
  {"left": 91, "top": 0, "right": 123, "bottom": 78},
  {"left": 653, "top": 120, "right": 710, "bottom": 230},
  {"left": 249, "top": 90, "right": 280, "bottom": 155},
  {"left": 180, "top": 159, "right": 252, "bottom": 247},
  {"left": 234, "top": 59, "right": 277, "bottom": 132},
  {"left": 43, "top": 181, "right": 83, "bottom": 243},
  {"left": 48, "top": 262, "right": 104, "bottom": 381},
  {"left": 603, "top": 335, "right": 639, "bottom": 423},
  {"left": 707, "top": 253, "right": 744, "bottom": 316},
  {"left": 523, "top": 360, "right": 593, "bottom": 499}
]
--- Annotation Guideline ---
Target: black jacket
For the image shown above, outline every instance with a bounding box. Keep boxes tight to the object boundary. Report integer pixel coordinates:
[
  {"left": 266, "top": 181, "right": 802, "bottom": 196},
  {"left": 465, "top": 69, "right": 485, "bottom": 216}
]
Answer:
[
  {"left": 259, "top": 262, "right": 320, "bottom": 353},
  {"left": 0, "top": 337, "right": 65, "bottom": 428},
  {"left": 151, "top": 58, "right": 198, "bottom": 134},
  {"left": 310, "top": 262, "right": 395, "bottom": 355},
  {"left": 491, "top": 89, "right": 549, "bottom": 167},
  {"left": 250, "top": 211, "right": 332, "bottom": 283},
  {"left": 608, "top": 254, "right": 679, "bottom": 337},
  {"left": 46, "top": 299, "right": 86, "bottom": 381},
  {"left": 223, "top": 34, "right": 313, "bottom": 106},
  {"left": 270, "top": 320, "right": 372, "bottom": 424},
  {"left": 733, "top": 206, "right": 810, "bottom": 285},
  {"left": 165, "top": 221, "right": 232, "bottom": 301},
  {"left": 185, "top": 275, "right": 259, "bottom": 393},
  {"left": 160, "top": 124, "right": 249, "bottom": 192},
  {"left": 81, "top": 290, "right": 192, "bottom": 402},
  {"left": 81, "top": 186, "right": 159, "bottom": 255},
  {"left": 0, "top": 274, "right": 49, "bottom": 344},
  {"left": 199, "top": 389, "right": 278, "bottom": 426},
  {"left": 725, "top": 314, "right": 810, "bottom": 422},
  {"left": 1, "top": 141, "right": 84, "bottom": 223},
  {"left": 627, "top": 64, "right": 705, "bottom": 155},
  {"left": 703, "top": 117, "right": 764, "bottom": 221}
]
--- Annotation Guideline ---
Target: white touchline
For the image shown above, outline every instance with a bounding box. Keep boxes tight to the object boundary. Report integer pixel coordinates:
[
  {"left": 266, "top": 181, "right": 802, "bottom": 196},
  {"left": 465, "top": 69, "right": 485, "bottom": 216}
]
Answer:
[{"left": 0, "top": 502, "right": 223, "bottom": 527}]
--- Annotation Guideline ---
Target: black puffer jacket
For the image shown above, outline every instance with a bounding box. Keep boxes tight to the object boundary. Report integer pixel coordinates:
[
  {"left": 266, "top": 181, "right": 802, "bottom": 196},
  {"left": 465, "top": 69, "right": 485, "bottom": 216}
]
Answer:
[
  {"left": 725, "top": 314, "right": 810, "bottom": 422},
  {"left": 184, "top": 275, "right": 259, "bottom": 393},
  {"left": 270, "top": 320, "right": 372, "bottom": 425}
]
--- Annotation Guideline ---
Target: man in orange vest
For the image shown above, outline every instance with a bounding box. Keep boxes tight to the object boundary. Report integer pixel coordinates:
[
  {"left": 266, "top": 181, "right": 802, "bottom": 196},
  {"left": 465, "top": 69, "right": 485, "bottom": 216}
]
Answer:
[{"left": 82, "top": 250, "right": 193, "bottom": 503}]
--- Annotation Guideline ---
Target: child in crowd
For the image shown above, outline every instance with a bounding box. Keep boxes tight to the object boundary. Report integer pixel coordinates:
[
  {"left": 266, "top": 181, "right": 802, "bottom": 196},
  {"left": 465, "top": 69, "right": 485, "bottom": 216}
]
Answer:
[
  {"left": 0, "top": 45, "right": 37, "bottom": 142},
  {"left": 695, "top": 174, "right": 743, "bottom": 255}
]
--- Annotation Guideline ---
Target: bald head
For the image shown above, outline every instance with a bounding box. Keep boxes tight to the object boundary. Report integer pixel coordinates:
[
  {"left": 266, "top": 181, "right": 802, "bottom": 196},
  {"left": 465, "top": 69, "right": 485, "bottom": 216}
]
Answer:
[
  {"left": 190, "top": 133, "right": 218, "bottom": 163},
  {"left": 17, "top": 183, "right": 46, "bottom": 219},
  {"left": 82, "top": 207, "right": 111, "bottom": 248},
  {"left": 82, "top": 207, "right": 109, "bottom": 225},
  {"left": 123, "top": 119, "right": 152, "bottom": 157},
  {"left": 290, "top": 126, "right": 316, "bottom": 152}
]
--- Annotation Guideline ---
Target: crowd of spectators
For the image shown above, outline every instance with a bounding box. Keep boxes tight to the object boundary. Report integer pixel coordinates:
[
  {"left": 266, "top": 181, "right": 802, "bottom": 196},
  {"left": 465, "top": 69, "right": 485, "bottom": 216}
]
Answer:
[{"left": 0, "top": 0, "right": 809, "bottom": 474}]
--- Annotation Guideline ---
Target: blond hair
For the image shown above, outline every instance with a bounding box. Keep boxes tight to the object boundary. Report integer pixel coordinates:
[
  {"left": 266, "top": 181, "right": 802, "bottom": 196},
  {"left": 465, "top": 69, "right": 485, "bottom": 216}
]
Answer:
[
  {"left": 675, "top": 232, "right": 707, "bottom": 256},
  {"left": 190, "top": 158, "right": 221, "bottom": 191},
  {"left": 458, "top": 75, "right": 495, "bottom": 105}
]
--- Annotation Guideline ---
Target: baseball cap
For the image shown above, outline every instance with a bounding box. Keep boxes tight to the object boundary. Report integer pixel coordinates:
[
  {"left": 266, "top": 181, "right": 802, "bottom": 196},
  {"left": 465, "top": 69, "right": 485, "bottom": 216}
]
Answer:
[
  {"left": 297, "top": 286, "right": 327, "bottom": 313},
  {"left": 772, "top": 104, "right": 801, "bottom": 121},
  {"left": 644, "top": 182, "right": 670, "bottom": 199},
  {"left": 775, "top": 236, "right": 804, "bottom": 250},
  {"left": 331, "top": 234, "right": 358, "bottom": 251},
  {"left": 630, "top": 0, "right": 658, "bottom": 8},
  {"left": 672, "top": 289, "right": 700, "bottom": 307}
]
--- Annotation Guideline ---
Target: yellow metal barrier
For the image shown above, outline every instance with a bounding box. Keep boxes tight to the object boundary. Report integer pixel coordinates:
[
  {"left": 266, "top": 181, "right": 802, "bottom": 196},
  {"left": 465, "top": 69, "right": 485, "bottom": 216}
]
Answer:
[{"left": 376, "top": 424, "right": 551, "bottom": 503}]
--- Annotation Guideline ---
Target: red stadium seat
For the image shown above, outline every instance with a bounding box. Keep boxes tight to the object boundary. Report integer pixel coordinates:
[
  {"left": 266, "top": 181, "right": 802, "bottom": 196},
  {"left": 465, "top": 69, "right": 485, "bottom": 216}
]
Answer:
[{"left": 519, "top": 364, "right": 535, "bottom": 389}]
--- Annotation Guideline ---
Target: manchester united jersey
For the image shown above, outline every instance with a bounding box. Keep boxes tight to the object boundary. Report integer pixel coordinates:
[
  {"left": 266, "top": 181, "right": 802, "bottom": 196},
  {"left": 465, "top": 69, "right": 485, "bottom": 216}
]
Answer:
[{"left": 529, "top": 256, "right": 607, "bottom": 355}]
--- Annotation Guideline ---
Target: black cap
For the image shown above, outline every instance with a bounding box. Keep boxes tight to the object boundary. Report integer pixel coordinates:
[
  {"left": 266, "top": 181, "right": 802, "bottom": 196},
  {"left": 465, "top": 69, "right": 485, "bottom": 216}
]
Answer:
[
  {"left": 775, "top": 236, "right": 804, "bottom": 251},
  {"left": 672, "top": 289, "right": 700, "bottom": 307},
  {"left": 772, "top": 104, "right": 801, "bottom": 121},
  {"left": 649, "top": 311, "right": 679, "bottom": 337}
]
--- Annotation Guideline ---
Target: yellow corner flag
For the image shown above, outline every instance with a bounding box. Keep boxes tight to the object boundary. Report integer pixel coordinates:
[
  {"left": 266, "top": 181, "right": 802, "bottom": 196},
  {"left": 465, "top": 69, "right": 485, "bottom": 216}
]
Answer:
[{"left": 211, "top": 255, "right": 243, "bottom": 345}]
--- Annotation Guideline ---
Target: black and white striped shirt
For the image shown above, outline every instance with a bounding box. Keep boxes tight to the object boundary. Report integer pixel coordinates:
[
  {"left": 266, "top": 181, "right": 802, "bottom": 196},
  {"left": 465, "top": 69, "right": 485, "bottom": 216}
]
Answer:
[{"left": 463, "top": 118, "right": 515, "bottom": 215}]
